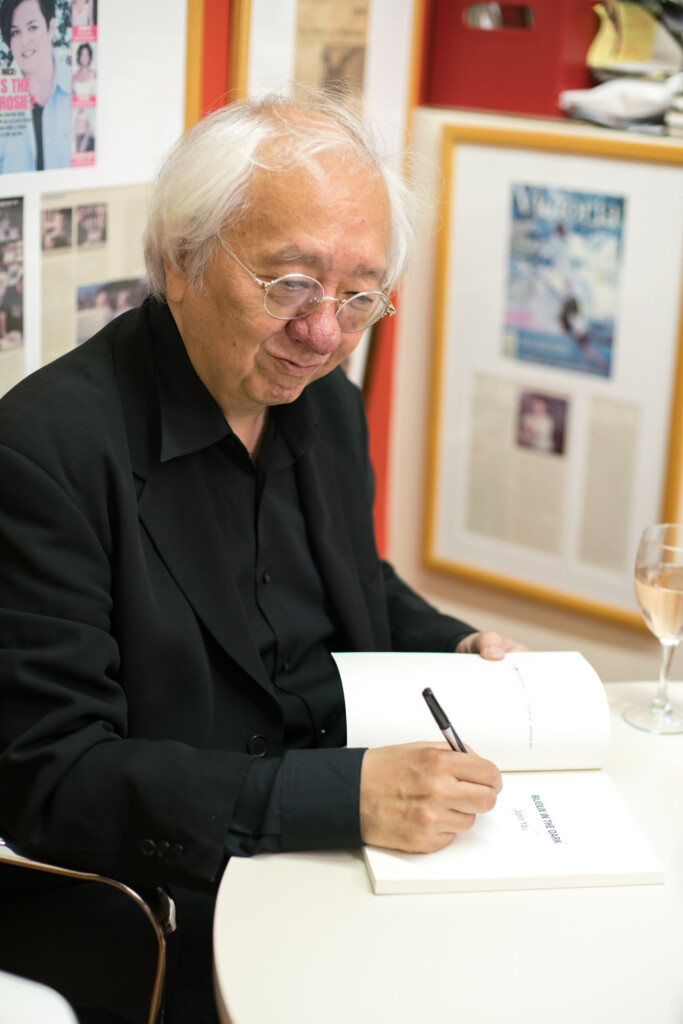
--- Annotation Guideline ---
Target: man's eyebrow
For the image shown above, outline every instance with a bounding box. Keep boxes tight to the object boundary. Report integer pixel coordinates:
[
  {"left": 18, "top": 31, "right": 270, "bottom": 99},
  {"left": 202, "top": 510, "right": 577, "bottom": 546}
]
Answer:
[{"left": 264, "top": 247, "right": 385, "bottom": 282}]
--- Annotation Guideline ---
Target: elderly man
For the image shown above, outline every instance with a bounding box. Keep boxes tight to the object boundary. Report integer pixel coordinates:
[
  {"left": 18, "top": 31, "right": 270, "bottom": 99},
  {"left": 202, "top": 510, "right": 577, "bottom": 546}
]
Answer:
[{"left": 0, "top": 96, "right": 523, "bottom": 1022}]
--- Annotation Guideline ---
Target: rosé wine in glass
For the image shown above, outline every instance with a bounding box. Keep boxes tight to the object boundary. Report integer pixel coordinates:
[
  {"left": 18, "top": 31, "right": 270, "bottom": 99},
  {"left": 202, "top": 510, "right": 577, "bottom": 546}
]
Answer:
[{"left": 625, "top": 524, "right": 683, "bottom": 734}]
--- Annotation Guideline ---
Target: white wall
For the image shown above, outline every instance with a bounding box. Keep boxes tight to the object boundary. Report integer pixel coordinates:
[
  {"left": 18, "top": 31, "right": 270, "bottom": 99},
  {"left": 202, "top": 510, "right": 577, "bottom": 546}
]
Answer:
[{"left": 388, "top": 106, "right": 683, "bottom": 683}]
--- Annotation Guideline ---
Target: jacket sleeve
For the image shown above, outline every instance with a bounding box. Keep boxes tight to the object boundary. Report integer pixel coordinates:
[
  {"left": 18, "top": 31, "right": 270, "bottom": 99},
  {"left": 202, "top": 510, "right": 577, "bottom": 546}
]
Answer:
[{"left": 381, "top": 560, "right": 477, "bottom": 653}]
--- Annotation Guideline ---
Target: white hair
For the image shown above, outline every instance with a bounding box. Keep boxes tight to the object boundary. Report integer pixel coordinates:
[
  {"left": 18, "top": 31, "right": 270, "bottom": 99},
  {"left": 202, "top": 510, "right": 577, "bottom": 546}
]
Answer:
[{"left": 143, "top": 92, "right": 423, "bottom": 299}]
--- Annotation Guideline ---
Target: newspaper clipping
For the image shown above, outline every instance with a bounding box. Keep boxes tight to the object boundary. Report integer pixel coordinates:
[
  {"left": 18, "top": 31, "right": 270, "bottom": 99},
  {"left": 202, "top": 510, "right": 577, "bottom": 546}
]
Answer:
[
  {"left": 294, "top": 0, "right": 368, "bottom": 96},
  {"left": 466, "top": 376, "right": 569, "bottom": 557},
  {"left": 41, "top": 182, "right": 150, "bottom": 366},
  {"left": 0, "top": 0, "right": 97, "bottom": 174},
  {"left": 464, "top": 373, "right": 639, "bottom": 573},
  {"left": 503, "top": 183, "right": 625, "bottom": 378},
  {"left": 0, "top": 195, "right": 23, "bottom": 395}
]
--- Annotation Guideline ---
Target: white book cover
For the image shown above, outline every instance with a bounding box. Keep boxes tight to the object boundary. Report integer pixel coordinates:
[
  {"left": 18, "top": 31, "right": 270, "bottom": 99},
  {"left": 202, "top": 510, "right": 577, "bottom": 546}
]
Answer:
[{"left": 333, "top": 651, "right": 664, "bottom": 894}]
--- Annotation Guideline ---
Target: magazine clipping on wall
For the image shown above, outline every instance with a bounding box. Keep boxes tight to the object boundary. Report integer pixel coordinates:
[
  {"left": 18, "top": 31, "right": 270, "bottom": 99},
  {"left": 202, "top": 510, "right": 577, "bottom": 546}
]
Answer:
[
  {"left": 462, "top": 181, "right": 636, "bottom": 573},
  {"left": 0, "top": 0, "right": 97, "bottom": 174},
  {"left": 0, "top": 195, "right": 23, "bottom": 394},
  {"left": 41, "top": 182, "right": 150, "bottom": 367},
  {"left": 450, "top": 177, "right": 638, "bottom": 586},
  {"left": 438, "top": 163, "right": 643, "bottom": 598},
  {"left": 503, "top": 184, "right": 625, "bottom": 379},
  {"left": 294, "top": 0, "right": 368, "bottom": 98}
]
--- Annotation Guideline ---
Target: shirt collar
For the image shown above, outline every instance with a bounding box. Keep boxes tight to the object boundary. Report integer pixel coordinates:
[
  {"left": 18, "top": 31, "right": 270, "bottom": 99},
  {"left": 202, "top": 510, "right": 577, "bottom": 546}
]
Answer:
[
  {"left": 149, "top": 298, "right": 317, "bottom": 463},
  {"left": 150, "top": 299, "right": 231, "bottom": 462}
]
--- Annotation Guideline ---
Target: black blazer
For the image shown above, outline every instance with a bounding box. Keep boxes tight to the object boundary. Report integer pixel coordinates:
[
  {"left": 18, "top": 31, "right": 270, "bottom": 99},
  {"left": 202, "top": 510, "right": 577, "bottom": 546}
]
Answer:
[{"left": 0, "top": 300, "right": 471, "bottom": 892}]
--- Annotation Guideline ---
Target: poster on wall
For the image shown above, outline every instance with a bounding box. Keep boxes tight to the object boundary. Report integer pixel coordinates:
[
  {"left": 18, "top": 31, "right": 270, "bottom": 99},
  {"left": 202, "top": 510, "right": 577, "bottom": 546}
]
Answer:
[
  {"left": 0, "top": 194, "right": 23, "bottom": 393},
  {"left": 41, "top": 182, "right": 149, "bottom": 367},
  {"left": 0, "top": 0, "right": 97, "bottom": 174}
]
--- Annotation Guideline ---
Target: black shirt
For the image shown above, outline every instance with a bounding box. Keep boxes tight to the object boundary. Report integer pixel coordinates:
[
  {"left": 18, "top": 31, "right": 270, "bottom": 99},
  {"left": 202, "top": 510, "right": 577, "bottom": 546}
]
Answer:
[{"left": 151, "top": 301, "right": 364, "bottom": 855}]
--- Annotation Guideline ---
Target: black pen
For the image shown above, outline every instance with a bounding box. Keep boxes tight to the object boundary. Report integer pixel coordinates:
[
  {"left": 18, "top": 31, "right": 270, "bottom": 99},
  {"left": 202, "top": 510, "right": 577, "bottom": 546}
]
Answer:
[{"left": 422, "top": 687, "right": 467, "bottom": 753}]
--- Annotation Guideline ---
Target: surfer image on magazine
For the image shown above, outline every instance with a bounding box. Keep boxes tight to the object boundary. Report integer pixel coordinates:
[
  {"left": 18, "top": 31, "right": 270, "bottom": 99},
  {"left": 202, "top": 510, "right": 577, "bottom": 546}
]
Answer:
[{"left": 504, "top": 184, "right": 624, "bottom": 379}]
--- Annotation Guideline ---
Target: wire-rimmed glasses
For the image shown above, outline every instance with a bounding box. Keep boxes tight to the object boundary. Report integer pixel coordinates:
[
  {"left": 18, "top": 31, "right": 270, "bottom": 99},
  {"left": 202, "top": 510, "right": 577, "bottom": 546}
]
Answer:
[{"left": 217, "top": 236, "right": 395, "bottom": 333}]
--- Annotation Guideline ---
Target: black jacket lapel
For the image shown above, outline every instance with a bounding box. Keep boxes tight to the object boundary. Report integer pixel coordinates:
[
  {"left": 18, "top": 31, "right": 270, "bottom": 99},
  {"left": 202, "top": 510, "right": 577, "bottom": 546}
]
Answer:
[
  {"left": 114, "top": 303, "right": 271, "bottom": 694},
  {"left": 138, "top": 457, "right": 272, "bottom": 692}
]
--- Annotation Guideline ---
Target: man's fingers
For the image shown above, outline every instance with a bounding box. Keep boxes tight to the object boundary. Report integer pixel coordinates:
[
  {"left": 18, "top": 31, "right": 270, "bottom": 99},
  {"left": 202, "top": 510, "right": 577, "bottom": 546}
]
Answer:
[
  {"left": 456, "top": 631, "right": 530, "bottom": 659},
  {"left": 359, "top": 742, "right": 502, "bottom": 853}
]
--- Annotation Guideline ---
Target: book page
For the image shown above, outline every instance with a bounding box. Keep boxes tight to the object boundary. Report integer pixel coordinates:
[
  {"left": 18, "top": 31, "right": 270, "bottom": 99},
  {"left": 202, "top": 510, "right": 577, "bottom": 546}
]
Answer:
[
  {"left": 364, "top": 770, "right": 664, "bottom": 893},
  {"left": 334, "top": 651, "right": 610, "bottom": 771}
]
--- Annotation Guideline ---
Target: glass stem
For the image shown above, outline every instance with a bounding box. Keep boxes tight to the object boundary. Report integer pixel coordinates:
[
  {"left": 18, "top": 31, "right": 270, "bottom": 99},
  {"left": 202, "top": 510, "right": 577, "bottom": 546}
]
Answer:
[{"left": 651, "top": 639, "right": 678, "bottom": 714}]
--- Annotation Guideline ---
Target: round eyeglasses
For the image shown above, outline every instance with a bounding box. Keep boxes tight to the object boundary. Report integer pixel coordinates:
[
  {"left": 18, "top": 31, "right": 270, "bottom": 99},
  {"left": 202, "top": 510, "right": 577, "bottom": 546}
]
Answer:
[{"left": 217, "top": 237, "right": 395, "bottom": 333}]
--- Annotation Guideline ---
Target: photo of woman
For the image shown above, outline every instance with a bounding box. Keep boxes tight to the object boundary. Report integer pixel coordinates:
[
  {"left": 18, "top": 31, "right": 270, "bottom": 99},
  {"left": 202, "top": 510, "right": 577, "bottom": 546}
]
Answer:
[
  {"left": 0, "top": 0, "right": 71, "bottom": 172},
  {"left": 71, "top": 40, "right": 95, "bottom": 97}
]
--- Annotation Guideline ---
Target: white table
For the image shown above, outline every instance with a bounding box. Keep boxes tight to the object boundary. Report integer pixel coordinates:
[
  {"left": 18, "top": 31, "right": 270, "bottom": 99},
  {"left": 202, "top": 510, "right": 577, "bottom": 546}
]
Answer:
[
  {"left": 0, "top": 971, "right": 78, "bottom": 1024},
  {"left": 214, "top": 682, "right": 683, "bottom": 1024}
]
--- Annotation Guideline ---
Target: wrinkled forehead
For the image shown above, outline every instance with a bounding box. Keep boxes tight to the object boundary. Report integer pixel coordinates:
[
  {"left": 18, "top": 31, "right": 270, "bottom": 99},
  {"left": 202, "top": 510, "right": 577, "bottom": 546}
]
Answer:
[{"left": 240, "top": 154, "right": 391, "bottom": 248}]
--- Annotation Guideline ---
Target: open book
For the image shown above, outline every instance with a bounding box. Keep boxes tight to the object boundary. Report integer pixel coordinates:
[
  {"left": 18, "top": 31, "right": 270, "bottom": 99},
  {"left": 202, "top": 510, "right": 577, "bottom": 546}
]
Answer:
[{"left": 333, "top": 651, "right": 664, "bottom": 894}]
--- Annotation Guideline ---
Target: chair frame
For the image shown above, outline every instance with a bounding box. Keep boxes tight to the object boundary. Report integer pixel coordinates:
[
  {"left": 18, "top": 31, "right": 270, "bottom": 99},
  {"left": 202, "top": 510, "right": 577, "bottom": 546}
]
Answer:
[{"left": 0, "top": 836, "right": 176, "bottom": 1024}]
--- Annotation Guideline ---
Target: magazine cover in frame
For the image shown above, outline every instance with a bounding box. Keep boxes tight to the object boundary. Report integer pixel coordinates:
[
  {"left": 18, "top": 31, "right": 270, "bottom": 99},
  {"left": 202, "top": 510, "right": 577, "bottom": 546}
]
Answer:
[{"left": 504, "top": 183, "right": 625, "bottom": 379}]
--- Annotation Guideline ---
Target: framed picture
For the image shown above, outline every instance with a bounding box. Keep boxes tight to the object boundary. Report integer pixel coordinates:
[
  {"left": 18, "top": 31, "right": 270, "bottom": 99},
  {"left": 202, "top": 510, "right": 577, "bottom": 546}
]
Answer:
[{"left": 424, "top": 121, "right": 683, "bottom": 627}]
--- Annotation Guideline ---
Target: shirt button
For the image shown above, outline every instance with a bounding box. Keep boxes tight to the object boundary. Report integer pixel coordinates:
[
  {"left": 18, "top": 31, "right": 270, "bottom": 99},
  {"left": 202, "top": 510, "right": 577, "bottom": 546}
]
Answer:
[
  {"left": 170, "top": 843, "right": 185, "bottom": 857},
  {"left": 262, "top": 570, "right": 272, "bottom": 584},
  {"left": 247, "top": 735, "right": 269, "bottom": 757},
  {"left": 320, "top": 728, "right": 327, "bottom": 737},
  {"left": 140, "top": 839, "right": 157, "bottom": 857}
]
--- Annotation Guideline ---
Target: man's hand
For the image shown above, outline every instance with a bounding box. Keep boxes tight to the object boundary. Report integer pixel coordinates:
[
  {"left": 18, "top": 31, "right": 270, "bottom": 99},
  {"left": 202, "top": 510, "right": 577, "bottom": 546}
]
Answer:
[
  {"left": 359, "top": 742, "right": 502, "bottom": 854},
  {"left": 456, "top": 631, "right": 529, "bottom": 660}
]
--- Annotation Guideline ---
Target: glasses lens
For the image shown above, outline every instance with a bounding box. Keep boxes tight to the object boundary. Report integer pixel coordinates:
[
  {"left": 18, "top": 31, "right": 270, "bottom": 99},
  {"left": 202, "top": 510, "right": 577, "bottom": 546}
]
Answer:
[
  {"left": 265, "top": 275, "right": 324, "bottom": 319},
  {"left": 337, "top": 292, "right": 387, "bottom": 333}
]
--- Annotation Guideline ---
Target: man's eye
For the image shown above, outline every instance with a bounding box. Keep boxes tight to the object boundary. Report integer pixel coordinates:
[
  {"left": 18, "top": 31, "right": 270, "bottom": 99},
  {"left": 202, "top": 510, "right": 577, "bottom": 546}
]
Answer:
[
  {"left": 280, "top": 279, "right": 308, "bottom": 292},
  {"left": 270, "top": 278, "right": 314, "bottom": 300},
  {"left": 346, "top": 292, "right": 375, "bottom": 307}
]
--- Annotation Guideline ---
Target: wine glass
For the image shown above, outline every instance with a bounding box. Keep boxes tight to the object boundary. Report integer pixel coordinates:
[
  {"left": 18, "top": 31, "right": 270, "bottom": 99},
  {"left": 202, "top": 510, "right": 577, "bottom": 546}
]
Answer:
[{"left": 624, "top": 523, "right": 683, "bottom": 734}]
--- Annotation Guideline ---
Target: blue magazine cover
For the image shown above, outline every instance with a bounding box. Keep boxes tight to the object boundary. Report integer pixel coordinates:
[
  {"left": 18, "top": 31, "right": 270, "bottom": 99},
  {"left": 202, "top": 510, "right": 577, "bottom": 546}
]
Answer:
[{"left": 503, "top": 184, "right": 625, "bottom": 378}]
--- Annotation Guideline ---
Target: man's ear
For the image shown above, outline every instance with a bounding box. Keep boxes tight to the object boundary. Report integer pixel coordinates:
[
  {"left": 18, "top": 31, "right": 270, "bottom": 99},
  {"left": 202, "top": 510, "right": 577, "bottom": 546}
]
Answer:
[{"left": 164, "top": 259, "right": 186, "bottom": 303}]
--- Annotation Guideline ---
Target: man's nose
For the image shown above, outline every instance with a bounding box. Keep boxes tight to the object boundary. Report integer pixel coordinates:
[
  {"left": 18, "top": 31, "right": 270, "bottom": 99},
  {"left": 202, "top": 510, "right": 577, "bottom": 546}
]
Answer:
[{"left": 286, "top": 299, "right": 343, "bottom": 354}]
